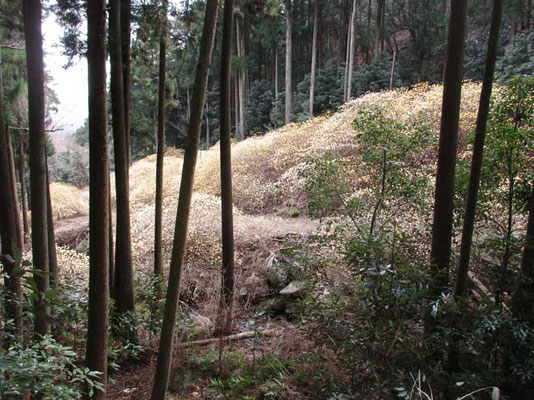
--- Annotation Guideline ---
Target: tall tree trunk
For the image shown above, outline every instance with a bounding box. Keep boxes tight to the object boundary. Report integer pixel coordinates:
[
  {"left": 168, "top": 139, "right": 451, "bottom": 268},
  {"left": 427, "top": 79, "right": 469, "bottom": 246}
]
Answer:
[
  {"left": 17, "top": 121, "right": 30, "bottom": 243},
  {"left": 5, "top": 126, "right": 23, "bottom": 248},
  {"left": 343, "top": 13, "right": 351, "bottom": 102},
  {"left": 274, "top": 44, "right": 278, "bottom": 118},
  {"left": 121, "top": 0, "right": 131, "bottom": 165},
  {"left": 236, "top": 15, "right": 245, "bottom": 140},
  {"left": 284, "top": 0, "right": 292, "bottom": 124},
  {"left": 154, "top": 0, "right": 168, "bottom": 300},
  {"left": 234, "top": 77, "right": 239, "bottom": 134},
  {"left": 205, "top": 99, "right": 210, "bottom": 146},
  {"left": 454, "top": 0, "right": 503, "bottom": 298},
  {"left": 109, "top": 0, "right": 135, "bottom": 318},
  {"left": 376, "top": 0, "right": 385, "bottom": 52},
  {"left": 218, "top": 0, "right": 236, "bottom": 336},
  {"left": 150, "top": 0, "right": 220, "bottom": 397},
  {"left": 428, "top": 0, "right": 468, "bottom": 297},
  {"left": 46, "top": 161, "right": 58, "bottom": 288},
  {"left": 309, "top": 0, "right": 318, "bottom": 117},
  {"left": 512, "top": 181, "right": 534, "bottom": 321},
  {"left": 23, "top": 0, "right": 50, "bottom": 338},
  {"left": 447, "top": 0, "right": 503, "bottom": 374},
  {"left": 109, "top": 183, "right": 114, "bottom": 297},
  {"left": 0, "top": 78, "right": 23, "bottom": 332},
  {"left": 347, "top": 0, "right": 357, "bottom": 100},
  {"left": 85, "top": 0, "right": 110, "bottom": 397},
  {"left": 389, "top": 46, "right": 396, "bottom": 90}
]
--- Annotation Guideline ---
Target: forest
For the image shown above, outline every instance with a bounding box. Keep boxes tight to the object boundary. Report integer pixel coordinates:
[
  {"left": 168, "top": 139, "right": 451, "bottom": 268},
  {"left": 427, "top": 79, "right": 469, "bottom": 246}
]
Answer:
[{"left": 0, "top": 0, "right": 533, "bottom": 399}]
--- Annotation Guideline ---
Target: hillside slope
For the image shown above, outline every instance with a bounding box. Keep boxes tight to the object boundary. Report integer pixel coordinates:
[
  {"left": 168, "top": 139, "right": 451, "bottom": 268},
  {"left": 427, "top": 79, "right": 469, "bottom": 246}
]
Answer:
[{"left": 52, "top": 82, "right": 485, "bottom": 308}]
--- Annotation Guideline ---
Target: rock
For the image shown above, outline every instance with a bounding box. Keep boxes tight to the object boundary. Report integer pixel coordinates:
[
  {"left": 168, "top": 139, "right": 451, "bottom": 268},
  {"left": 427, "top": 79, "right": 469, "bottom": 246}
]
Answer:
[
  {"left": 190, "top": 313, "right": 213, "bottom": 335},
  {"left": 266, "top": 254, "right": 290, "bottom": 291},
  {"left": 288, "top": 205, "right": 300, "bottom": 218},
  {"left": 239, "top": 273, "right": 263, "bottom": 299},
  {"left": 279, "top": 280, "right": 308, "bottom": 296}
]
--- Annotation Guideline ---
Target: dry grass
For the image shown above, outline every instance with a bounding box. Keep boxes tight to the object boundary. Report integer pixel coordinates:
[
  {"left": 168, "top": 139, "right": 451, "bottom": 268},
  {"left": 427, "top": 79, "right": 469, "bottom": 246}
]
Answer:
[
  {"left": 193, "top": 82, "right": 485, "bottom": 213},
  {"left": 49, "top": 182, "right": 88, "bottom": 220}
]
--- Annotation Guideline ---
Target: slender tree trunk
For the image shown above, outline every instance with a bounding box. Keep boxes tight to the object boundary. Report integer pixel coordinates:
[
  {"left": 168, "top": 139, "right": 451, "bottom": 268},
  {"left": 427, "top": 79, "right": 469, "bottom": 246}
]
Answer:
[
  {"left": 512, "top": 180, "right": 534, "bottom": 321},
  {"left": 154, "top": 0, "right": 168, "bottom": 300},
  {"left": 205, "top": 99, "right": 210, "bottom": 146},
  {"left": 274, "top": 44, "right": 278, "bottom": 118},
  {"left": 236, "top": 15, "right": 245, "bottom": 140},
  {"left": 447, "top": 0, "right": 503, "bottom": 374},
  {"left": 309, "top": 0, "right": 318, "bottom": 117},
  {"left": 109, "top": 0, "right": 135, "bottom": 317},
  {"left": 109, "top": 183, "right": 114, "bottom": 297},
  {"left": 23, "top": 0, "right": 50, "bottom": 338},
  {"left": 429, "top": 0, "right": 468, "bottom": 296},
  {"left": 497, "top": 165, "right": 514, "bottom": 307},
  {"left": 218, "top": 0, "right": 236, "bottom": 336},
  {"left": 285, "top": 0, "right": 292, "bottom": 124},
  {"left": 0, "top": 79, "right": 23, "bottom": 332},
  {"left": 376, "top": 0, "right": 385, "bottom": 52},
  {"left": 454, "top": 0, "right": 503, "bottom": 298},
  {"left": 343, "top": 14, "right": 351, "bottom": 102},
  {"left": 121, "top": 0, "right": 131, "bottom": 165},
  {"left": 5, "top": 126, "right": 23, "bottom": 248},
  {"left": 234, "top": 77, "right": 239, "bottom": 134},
  {"left": 17, "top": 121, "right": 30, "bottom": 243},
  {"left": 150, "top": 0, "right": 220, "bottom": 397},
  {"left": 46, "top": 161, "right": 58, "bottom": 288},
  {"left": 85, "top": 0, "right": 110, "bottom": 397},
  {"left": 347, "top": 0, "right": 357, "bottom": 100},
  {"left": 389, "top": 46, "right": 396, "bottom": 90}
]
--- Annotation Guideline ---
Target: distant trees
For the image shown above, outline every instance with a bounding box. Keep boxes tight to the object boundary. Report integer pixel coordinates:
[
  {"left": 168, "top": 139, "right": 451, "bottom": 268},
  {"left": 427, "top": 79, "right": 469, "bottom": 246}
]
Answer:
[
  {"left": 150, "top": 0, "right": 220, "bottom": 397},
  {"left": 85, "top": 0, "right": 110, "bottom": 397},
  {"left": 23, "top": 0, "right": 50, "bottom": 337}
]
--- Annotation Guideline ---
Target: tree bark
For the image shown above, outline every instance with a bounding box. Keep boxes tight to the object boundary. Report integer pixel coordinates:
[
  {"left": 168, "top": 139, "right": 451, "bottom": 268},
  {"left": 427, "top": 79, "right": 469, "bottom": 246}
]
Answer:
[
  {"left": 85, "top": 0, "right": 110, "bottom": 397},
  {"left": 284, "top": 0, "right": 292, "bottom": 124},
  {"left": 309, "top": 0, "right": 318, "bottom": 116},
  {"left": 454, "top": 0, "right": 503, "bottom": 298},
  {"left": 5, "top": 125, "right": 23, "bottom": 249},
  {"left": 218, "top": 0, "right": 236, "bottom": 336},
  {"left": 347, "top": 0, "right": 357, "bottom": 100},
  {"left": 0, "top": 70, "right": 23, "bottom": 332},
  {"left": 447, "top": 0, "right": 503, "bottom": 374},
  {"left": 274, "top": 44, "right": 278, "bottom": 118},
  {"left": 429, "top": 0, "right": 468, "bottom": 296},
  {"left": 512, "top": 181, "right": 534, "bottom": 321},
  {"left": 376, "top": 0, "right": 385, "bottom": 52},
  {"left": 154, "top": 0, "right": 168, "bottom": 300},
  {"left": 109, "top": 0, "right": 135, "bottom": 317},
  {"left": 343, "top": 12, "right": 351, "bottom": 102},
  {"left": 150, "top": 0, "right": 220, "bottom": 398},
  {"left": 121, "top": 0, "right": 131, "bottom": 165},
  {"left": 236, "top": 14, "right": 246, "bottom": 140},
  {"left": 46, "top": 161, "right": 58, "bottom": 288},
  {"left": 23, "top": 0, "right": 50, "bottom": 338},
  {"left": 17, "top": 121, "right": 30, "bottom": 243}
]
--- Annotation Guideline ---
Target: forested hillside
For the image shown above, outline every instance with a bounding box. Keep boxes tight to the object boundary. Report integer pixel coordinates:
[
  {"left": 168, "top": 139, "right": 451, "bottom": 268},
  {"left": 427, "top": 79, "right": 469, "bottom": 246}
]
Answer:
[{"left": 0, "top": 0, "right": 533, "bottom": 399}]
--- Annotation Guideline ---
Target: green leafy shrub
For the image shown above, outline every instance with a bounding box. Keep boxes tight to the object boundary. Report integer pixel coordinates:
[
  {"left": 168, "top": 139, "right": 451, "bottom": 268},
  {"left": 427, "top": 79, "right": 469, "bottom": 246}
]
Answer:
[{"left": 0, "top": 336, "right": 103, "bottom": 399}]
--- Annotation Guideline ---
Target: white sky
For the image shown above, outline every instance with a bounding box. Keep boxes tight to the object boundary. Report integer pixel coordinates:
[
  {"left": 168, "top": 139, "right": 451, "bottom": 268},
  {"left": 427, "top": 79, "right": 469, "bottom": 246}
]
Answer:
[{"left": 43, "top": 13, "right": 88, "bottom": 133}]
